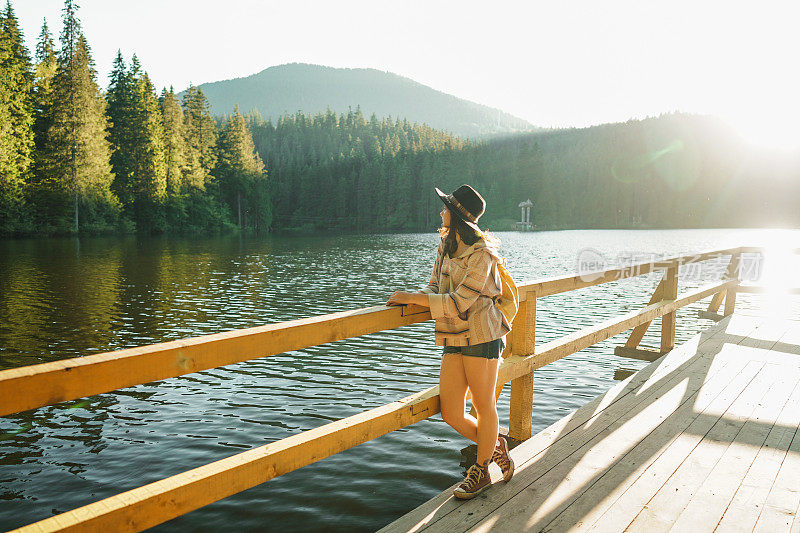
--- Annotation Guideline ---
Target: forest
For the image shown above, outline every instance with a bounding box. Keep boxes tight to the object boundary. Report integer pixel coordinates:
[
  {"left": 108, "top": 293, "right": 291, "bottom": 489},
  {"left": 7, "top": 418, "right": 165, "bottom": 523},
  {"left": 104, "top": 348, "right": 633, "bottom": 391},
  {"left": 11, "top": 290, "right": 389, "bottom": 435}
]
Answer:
[
  {"left": 2, "top": 0, "right": 798, "bottom": 238},
  {"left": 253, "top": 110, "right": 799, "bottom": 232},
  {"left": 0, "top": 0, "right": 268, "bottom": 236}
]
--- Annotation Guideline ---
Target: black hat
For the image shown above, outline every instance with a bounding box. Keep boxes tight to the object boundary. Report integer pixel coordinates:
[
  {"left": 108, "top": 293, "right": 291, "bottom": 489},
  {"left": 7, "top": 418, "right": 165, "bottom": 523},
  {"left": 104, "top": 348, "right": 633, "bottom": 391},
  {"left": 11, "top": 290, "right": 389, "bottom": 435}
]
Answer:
[{"left": 435, "top": 184, "right": 486, "bottom": 232}]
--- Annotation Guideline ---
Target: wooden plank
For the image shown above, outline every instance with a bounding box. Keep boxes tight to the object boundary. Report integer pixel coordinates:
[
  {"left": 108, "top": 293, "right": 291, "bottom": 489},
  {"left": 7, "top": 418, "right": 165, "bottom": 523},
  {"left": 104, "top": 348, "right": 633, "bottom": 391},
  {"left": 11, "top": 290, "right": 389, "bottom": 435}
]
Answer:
[
  {"left": 744, "top": 320, "right": 796, "bottom": 351},
  {"left": 495, "top": 321, "right": 767, "bottom": 533},
  {"left": 614, "top": 346, "right": 665, "bottom": 362},
  {"left": 11, "top": 384, "right": 443, "bottom": 533},
  {"left": 698, "top": 310, "right": 725, "bottom": 321},
  {"left": 737, "top": 285, "right": 800, "bottom": 294},
  {"left": 557, "top": 319, "right": 768, "bottom": 533},
  {"left": 576, "top": 366, "right": 767, "bottom": 533},
  {"left": 13, "top": 282, "right": 746, "bottom": 532},
  {"left": 519, "top": 247, "right": 742, "bottom": 298},
  {"left": 396, "top": 323, "right": 754, "bottom": 533},
  {"left": 527, "top": 247, "right": 744, "bottom": 298},
  {"left": 0, "top": 256, "right": 737, "bottom": 418},
  {"left": 378, "top": 316, "right": 741, "bottom": 533},
  {"left": 25, "top": 315, "right": 732, "bottom": 533},
  {"left": 581, "top": 320, "right": 792, "bottom": 532},
  {"left": 753, "top": 386, "right": 800, "bottom": 532},
  {"left": 496, "top": 279, "right": 738, "bottom": 385},
  {"left": 669, "top": 369, "right": 800, "bottom": 531},
  {"left": 491, "top": 361, "right": 766, "bottom": 533},
  {"left": 542, "top": 362, "right": 773, "bottom": 532},
  {"left": 430, "top": 348, "right": 758, "bottom": 533},
  {"left": 0, "top": 304, "right": 432, "bottom": 416},
  {"left": 708, "top": 290, "right": 726, "bottom": 313},
  {"left": 776, "top": 323, "right": 800, "bottom": 356},
  {"left": 613, "top": 368, "right": 636, "bottom": 381},
  {"left": 714, "top": 360, "right": 800, "bottom": 531},
  {"left": 622, "top": 362, "right": 783, "bottom": 532},
  {"left": 556, "top": 375, "right": 776, "bottom": 533}
]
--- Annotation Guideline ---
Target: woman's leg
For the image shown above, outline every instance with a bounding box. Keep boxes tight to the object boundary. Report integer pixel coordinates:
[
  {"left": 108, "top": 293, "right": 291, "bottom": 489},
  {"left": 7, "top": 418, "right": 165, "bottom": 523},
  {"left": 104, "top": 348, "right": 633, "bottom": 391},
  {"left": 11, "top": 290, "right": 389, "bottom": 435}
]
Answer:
[
  {"left": 439, "top": 352, "right": 478, "bottom": 443},
  {"left": 461, "top": 355, "right": 501, "bottom": 465}
]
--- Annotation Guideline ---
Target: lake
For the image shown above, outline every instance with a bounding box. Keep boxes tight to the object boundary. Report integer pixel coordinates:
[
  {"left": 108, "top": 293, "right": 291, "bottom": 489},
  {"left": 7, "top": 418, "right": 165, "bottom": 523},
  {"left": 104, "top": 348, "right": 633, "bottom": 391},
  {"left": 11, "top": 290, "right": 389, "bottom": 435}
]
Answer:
[{"left": 1, "top": 228, "right": 799, "bottom": 531}]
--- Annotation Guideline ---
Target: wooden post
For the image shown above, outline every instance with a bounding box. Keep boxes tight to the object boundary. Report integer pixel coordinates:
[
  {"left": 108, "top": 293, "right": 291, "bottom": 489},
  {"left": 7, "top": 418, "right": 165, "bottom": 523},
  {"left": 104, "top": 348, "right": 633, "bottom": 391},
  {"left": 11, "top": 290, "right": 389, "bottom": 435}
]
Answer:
[
  {"left": 723, "top": 252, "right": 741, "bottom": 316},
  {"left": 509, "top": 294, "right": 536, "bottom": 441},
  {"left": 660, "top": 265, "right": 678, "bottom": 353},
  {"left": 707, "top": 290, "right": 726, "bottom": 314},
  {"left": 724, "top": 286, "right": 737, "bottom": 316},
  {"left": 708, "top": 252, "right": 741, "bottom": 313}
]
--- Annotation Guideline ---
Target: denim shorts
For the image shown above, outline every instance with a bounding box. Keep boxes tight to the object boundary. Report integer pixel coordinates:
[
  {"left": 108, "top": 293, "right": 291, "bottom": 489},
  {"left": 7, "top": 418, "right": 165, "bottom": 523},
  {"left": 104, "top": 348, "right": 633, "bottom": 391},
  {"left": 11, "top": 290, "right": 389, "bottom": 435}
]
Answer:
[{"left": 442, "top": 336, "right": 506, "bottom": 360}]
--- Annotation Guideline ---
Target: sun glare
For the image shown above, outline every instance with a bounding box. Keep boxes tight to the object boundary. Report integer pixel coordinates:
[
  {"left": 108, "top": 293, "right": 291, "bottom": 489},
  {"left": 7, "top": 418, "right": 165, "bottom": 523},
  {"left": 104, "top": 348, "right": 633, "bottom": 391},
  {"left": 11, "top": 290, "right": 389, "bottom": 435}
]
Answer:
[
  {"left": 749, "top": 229, "right": 799, "bottom": 317},
  {"left": 724, "top": 112, "right": 800, "bottom": 152}
]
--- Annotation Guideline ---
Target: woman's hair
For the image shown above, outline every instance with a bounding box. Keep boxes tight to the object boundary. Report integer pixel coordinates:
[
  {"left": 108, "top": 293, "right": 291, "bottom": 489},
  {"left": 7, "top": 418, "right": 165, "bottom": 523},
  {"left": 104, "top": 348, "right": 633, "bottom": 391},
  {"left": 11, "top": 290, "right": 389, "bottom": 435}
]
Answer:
[{"left": 438, "top": 206, "right": 499, "bottom": 257}]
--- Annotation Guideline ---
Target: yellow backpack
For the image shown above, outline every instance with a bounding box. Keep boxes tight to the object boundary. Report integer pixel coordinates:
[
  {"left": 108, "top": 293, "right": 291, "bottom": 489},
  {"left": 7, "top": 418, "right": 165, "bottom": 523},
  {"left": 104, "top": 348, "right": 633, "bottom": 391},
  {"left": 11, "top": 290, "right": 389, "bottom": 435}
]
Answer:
[{"left": 495, "top": 257, "right": 519, "bottom": 327}]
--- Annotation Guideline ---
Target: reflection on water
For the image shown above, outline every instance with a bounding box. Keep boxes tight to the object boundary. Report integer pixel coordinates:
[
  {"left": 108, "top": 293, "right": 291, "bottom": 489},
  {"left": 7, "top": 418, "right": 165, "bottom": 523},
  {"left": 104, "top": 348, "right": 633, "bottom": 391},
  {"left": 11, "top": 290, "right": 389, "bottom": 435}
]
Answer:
[{"left": 0, "top": 229, "right": 798, "bottom": 531}]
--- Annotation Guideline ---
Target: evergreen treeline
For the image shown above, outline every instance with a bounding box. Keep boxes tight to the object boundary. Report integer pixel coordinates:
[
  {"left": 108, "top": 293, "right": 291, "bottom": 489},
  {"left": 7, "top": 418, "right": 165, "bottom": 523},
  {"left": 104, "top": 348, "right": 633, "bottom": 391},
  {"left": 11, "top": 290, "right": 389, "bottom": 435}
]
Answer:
[
  {"left": 0, "top": 0, "right": 268, "bottom": 236},
  {"left": 3, "top": 0, "right": 797, "bottom": 237},
  {"left": 475, "top": 114, "right": 799, "bottom": 229},
  {"left": 247, "top": 109, "right": 468, "bottom": 232},
  {"left": 251, "top": 109, "right": 800, "bottom": 232}
]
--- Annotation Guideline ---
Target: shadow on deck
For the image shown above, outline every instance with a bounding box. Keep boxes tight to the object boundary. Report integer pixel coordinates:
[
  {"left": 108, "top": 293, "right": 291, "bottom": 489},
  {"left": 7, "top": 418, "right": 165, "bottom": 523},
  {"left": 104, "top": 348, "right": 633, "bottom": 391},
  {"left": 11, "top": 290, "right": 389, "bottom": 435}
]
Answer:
[{"left": 380, "top": 313, "right": 800, "bottom": 532}]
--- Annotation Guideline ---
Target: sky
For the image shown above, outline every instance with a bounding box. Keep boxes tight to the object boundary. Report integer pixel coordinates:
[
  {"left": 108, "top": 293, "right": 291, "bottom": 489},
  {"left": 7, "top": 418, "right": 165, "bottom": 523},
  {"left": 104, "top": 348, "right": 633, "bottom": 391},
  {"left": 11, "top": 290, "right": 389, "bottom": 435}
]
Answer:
[{"left": 13, "top": 0, "right": 800, "bottom": 148}]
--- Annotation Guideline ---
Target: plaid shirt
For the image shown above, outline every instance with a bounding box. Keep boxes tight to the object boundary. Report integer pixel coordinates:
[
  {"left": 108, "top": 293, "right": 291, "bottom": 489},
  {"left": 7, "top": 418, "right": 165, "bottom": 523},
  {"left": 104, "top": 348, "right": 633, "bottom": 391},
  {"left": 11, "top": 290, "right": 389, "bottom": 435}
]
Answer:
[{"left": 420, "top": 236, "right": 511, "bottom": 347}]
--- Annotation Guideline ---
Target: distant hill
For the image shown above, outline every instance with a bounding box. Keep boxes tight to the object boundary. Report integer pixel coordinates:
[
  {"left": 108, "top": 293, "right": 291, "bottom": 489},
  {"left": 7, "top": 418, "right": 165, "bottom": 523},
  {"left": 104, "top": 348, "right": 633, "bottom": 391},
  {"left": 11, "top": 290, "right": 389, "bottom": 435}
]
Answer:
[{"left": 190, "top": 63, "right": 536, "bottom": 139}]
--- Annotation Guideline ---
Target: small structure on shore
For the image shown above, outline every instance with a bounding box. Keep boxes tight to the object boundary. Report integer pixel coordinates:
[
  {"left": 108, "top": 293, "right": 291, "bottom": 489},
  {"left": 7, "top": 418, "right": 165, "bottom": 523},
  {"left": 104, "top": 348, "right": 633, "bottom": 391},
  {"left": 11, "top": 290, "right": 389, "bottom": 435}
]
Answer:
[{"left": 516, "top": 199, "right": 533, "bottom": 231}]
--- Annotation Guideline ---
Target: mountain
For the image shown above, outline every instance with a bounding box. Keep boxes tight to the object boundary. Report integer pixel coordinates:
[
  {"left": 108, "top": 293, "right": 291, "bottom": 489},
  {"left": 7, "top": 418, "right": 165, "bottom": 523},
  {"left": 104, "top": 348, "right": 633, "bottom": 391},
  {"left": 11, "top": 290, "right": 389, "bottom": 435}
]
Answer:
[{"left": 190, "top": 63, "right": 536, "bottom": 139}]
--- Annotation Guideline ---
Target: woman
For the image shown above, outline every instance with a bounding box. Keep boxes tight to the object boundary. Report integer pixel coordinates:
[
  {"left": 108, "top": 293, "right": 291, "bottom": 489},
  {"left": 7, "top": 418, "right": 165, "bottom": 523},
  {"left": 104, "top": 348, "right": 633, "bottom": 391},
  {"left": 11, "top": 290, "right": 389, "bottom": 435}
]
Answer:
[{"left": 387, "top": 184, "right": 514, "bottom": 500}]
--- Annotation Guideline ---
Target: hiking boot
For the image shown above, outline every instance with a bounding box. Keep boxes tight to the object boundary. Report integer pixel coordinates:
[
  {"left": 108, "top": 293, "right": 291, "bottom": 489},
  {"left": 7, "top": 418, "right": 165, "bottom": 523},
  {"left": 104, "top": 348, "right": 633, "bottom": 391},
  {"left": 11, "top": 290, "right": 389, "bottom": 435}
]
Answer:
[
  {"left": 453, "top": 460, "right": 491, "bottom": 500},
  {"left": 491, "top": 436, "right": 515, "bottom": 482}
]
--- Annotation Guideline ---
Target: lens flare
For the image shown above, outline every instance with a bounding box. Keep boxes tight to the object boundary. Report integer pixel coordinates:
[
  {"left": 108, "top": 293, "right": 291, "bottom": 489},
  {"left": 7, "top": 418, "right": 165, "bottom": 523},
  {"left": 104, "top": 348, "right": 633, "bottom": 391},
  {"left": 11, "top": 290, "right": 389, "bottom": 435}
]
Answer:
[{"left": 610, "top": 139, "right": 687, "bottom": 187}]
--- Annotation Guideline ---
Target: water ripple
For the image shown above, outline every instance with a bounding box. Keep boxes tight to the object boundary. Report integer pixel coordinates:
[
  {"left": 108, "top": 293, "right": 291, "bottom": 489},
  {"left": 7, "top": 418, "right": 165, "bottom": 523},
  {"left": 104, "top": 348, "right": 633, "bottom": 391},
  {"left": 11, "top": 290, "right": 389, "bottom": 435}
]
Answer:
[{"left": 0, "top": 229, "right": 798, "bottom": 531}]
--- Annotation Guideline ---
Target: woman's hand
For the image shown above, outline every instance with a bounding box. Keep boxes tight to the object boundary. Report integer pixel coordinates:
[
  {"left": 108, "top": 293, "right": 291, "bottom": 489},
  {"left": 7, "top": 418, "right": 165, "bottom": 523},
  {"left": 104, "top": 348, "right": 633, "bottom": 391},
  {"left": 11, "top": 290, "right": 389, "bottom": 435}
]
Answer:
[
  {"left": 386, "top": 291, "right": 413, "bottom": 306},
  {"left": 387, "top": 291, "right": 429, "bottom": 307}
]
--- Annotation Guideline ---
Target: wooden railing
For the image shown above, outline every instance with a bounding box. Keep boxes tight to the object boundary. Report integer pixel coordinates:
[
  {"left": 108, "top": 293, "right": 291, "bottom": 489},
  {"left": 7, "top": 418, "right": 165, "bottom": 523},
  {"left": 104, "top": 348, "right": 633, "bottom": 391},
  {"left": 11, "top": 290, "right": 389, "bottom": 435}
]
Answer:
[{"left": 3, "top": 245, "right": 794, "bottom": 532}]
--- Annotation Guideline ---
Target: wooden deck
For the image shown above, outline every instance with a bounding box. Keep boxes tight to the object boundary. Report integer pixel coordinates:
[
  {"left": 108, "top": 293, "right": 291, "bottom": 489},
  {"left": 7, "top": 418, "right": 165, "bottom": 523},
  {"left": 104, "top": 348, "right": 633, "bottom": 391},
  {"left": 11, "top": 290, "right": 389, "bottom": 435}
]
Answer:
[{"left": 380, "top": 313, "right": 800, "bottom": 532}]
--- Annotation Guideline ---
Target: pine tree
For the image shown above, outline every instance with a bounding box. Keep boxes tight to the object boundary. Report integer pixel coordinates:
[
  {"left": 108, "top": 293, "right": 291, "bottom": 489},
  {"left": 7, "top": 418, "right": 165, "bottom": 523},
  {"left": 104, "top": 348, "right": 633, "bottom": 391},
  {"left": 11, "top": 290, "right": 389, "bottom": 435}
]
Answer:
[
  {"left": 182, "top": 84, "right": 217, "bottom": 185},
  {"left": 107, "top": 52, "right": 166, "bottom": 231},
  {"left": 0, "top": 1, "right": 35, "bottom": 233},
  {"left": 106, "top": 50, "right": 135, "bottom": 210},
  {"left": 27, "top": 19, "right": 58, "bottom": 228},
  {"left": 158, "top": 86, "right": 191, "bottom": 228},
  {"left": 38, "top": 0, "right": 116, "bottom": 232},
  {"left": 215, "top": 105, "right": 269, "bottom": 231},
  {"left": 32, "top": 19, "right": 57, "bottom": 155},
  {"left": 129, "top": 70, "right": 166, "bottom": 232},
  {"left": 159, "top": 86, "right": 188, "bottom": 194}
]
